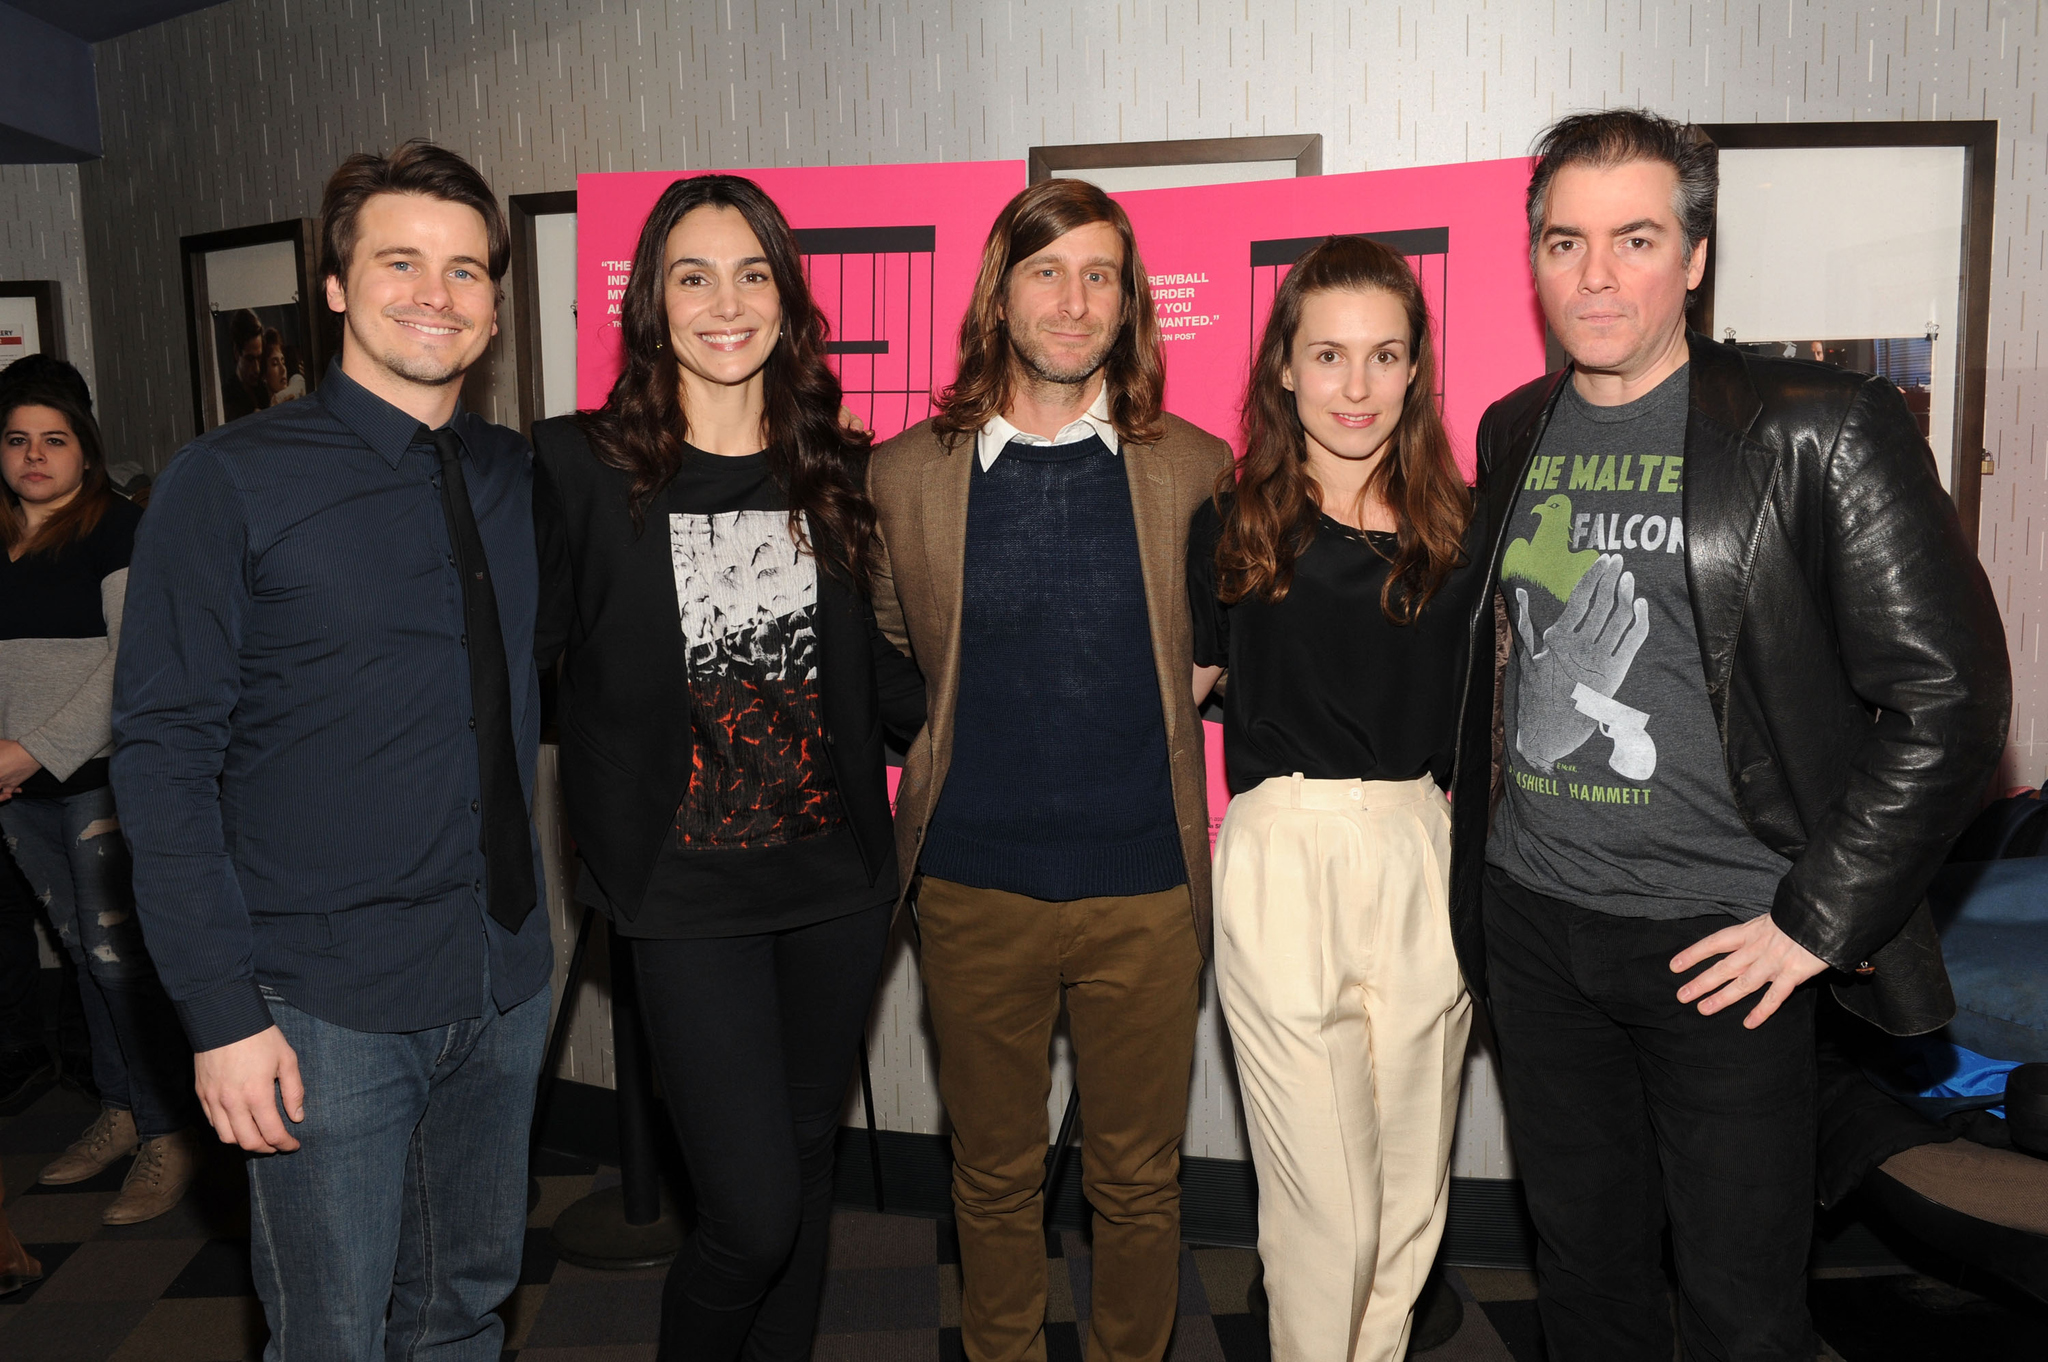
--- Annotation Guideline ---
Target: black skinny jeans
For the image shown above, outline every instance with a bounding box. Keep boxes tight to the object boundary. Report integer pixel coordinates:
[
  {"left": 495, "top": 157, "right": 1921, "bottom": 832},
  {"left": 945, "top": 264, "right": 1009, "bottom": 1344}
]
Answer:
[
  {"left": 1482, "top": 866, "right": 1818, "bottom": 1362},
  {"left": 632, "top": 901, "right": 892, "bottom": 1362}
]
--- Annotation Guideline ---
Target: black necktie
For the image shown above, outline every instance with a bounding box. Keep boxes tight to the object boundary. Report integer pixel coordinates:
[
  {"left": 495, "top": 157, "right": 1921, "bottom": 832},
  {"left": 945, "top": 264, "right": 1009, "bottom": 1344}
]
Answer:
[{"left": 431, "top": 426, "right": 537, "bottom": 933}]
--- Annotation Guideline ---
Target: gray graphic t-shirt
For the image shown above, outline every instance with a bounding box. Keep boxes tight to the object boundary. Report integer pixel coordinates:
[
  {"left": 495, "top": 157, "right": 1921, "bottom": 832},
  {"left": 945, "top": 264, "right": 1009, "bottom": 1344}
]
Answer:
[{"left": 1487, "top": 365, "right": 1790, "bottom": 920}]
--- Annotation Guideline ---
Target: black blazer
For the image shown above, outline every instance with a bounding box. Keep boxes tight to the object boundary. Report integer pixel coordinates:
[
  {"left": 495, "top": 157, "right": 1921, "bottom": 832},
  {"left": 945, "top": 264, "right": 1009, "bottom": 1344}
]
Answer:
[
  {"left": 1449, "top": 334, "right": 2010, "bottom": 1035},
  {"left": 532, "top": 416, "right": 926, "bottom": 922}
]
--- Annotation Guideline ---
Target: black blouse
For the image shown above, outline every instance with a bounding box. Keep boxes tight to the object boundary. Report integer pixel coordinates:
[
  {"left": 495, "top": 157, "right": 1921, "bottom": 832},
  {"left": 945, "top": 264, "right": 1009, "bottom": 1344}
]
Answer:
[{"left": 1187, "top": 496, "right": 1481, "bottom": 796}]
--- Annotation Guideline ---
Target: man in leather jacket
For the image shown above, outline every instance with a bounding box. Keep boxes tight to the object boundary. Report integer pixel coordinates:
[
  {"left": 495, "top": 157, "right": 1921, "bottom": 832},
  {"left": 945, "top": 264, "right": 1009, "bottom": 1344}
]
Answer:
[{"left": 1448, "top": 109, "right": 2011, "bottom": 1361}]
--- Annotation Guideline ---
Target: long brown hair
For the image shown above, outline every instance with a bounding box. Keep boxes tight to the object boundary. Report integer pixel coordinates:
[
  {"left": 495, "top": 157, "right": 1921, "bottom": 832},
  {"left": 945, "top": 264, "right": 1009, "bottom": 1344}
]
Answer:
[
  {"left": 1215, "top": 235, "right": 1469, "bottom": 622},
  {"left": 933, "top": 178, "right": 1165, "bottom": 445},
  {"left": 1, "top": 384, "right": 114, "bottom": 558},
  {"left": 579, "top": 174, "right": 877, "bottom": 588}
]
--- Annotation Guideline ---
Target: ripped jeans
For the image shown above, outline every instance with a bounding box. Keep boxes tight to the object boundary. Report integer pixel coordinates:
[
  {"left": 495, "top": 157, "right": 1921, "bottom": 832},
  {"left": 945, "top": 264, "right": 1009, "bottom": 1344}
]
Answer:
[{"left": 0, "top": 785, "right": 198, "bottom": 1138}]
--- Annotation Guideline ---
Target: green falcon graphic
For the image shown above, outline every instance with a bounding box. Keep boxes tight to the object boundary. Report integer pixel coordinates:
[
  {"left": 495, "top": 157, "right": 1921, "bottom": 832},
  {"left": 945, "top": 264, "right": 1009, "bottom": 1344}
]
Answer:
[{"left": 1501, "top": 493, "right": 1598, "bottom": 604}]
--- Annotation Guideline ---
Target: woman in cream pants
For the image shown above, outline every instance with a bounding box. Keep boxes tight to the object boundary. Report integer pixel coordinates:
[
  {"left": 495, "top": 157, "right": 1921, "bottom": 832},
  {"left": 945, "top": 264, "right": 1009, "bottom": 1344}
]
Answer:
[{"left": 1188, "top": 235, "right": 1482, "bottom": 1362}]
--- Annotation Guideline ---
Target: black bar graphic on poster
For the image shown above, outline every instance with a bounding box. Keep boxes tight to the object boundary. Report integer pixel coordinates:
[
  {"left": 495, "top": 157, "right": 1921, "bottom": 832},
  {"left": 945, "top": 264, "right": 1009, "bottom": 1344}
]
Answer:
[
  {"left": 1248, "top": 226, "right": 1450, "bottom": 266},
  {"left": 796, "top": 225, "right": 938, "bottom": 430},
  {"left": 795, "top": 225, "right": 937, "bottom": 254}
]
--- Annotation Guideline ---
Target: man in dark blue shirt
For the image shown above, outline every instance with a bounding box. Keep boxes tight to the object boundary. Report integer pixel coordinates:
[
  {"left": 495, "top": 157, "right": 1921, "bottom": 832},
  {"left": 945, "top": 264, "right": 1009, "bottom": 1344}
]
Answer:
[{"left": 113, "top": 142, "right": 551, "bottom": 1361}]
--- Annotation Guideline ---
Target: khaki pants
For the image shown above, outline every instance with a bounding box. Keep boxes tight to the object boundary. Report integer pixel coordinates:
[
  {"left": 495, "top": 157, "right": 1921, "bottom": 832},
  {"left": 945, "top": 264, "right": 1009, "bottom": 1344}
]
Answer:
[
  {"left": 916, "top": 876, "right": 1203, "bottom": 1362},
  {"left": 1212, "top": 775, "right": 1472, "bottom": 1362}
]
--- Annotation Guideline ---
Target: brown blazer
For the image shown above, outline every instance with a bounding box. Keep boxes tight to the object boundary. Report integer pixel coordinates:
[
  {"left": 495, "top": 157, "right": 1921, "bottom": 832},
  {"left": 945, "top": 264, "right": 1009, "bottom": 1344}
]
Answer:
[{"left": 869, "top": 413, "right": 1233, "bottom": 954}]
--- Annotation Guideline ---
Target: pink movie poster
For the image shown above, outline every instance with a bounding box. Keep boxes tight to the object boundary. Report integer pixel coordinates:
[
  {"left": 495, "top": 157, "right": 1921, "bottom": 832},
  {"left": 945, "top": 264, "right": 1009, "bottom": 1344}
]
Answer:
[
  {"left": 574, "top": 157, "right": 1548, "bottom": 836},
  {"left": 1110, "top": 158, "right": 1551, "bottom": 842},
  {"left": 1113, "top": 157, "right": 1548, "bottom": 477},
  {"left": 575, "top": 161, "right": 1026, "bottom": 441}
]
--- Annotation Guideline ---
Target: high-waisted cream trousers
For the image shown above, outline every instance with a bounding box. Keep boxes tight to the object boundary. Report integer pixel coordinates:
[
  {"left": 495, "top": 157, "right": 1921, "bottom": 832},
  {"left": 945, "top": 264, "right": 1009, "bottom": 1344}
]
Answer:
[{"left": 1213, "top": 774, "right": 1472, "bottom": 1362}]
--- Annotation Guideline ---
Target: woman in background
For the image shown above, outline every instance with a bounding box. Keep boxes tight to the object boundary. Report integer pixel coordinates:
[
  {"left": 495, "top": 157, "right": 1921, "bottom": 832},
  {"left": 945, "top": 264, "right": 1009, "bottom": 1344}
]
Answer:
[
  {"left": 0, "top": 381, "right": 202, "bottom": 1225},
  {"left": 533, "top": 173, "right": 923, "bottom": 1362},
  {"left": 1189, "top": 235, "right": 1482, "bottom": 1362},
  {"left": 260, "top": 328, "right": 307, "bottom": 406}
]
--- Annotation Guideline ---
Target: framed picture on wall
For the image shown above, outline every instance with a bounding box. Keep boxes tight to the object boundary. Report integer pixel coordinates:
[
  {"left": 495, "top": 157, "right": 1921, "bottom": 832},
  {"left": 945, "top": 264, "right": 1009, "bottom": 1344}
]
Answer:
[
  {"left": 510, "top": 190, "right": 580, "bottom": 435},
  {"left": 0, "top": 280, "right": 64, "bottom": 375},
  {"left": 180, "top": 219, "right": 329, "bottom": 434},
  {"left": 1693, "top": 121, "right": 1996, "bottom": 542},
  {"left": 1027, "top": 132, "right": 1322, "bottom": 191}
]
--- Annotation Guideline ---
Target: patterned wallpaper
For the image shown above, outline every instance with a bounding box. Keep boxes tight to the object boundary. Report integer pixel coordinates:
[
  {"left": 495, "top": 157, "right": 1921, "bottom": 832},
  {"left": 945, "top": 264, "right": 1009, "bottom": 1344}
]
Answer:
[
  {"left": 60, "top": 0, "right": 2048, "bottom": 1159},
  {"left": 0, "top": 163, "right": 94, "bottom": 389}
]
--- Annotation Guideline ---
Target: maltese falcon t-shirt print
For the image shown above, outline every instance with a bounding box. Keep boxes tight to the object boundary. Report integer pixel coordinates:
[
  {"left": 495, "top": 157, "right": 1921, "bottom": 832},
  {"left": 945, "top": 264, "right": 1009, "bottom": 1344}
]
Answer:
[{"left": 1486, "top": 366, "right": 1789, "bottom": 922}]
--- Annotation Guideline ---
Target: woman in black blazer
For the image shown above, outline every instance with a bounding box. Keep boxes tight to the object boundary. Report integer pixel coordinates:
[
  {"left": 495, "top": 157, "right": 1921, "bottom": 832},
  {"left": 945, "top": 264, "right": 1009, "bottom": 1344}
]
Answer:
[{"left": 533, "top": 174, "right": 924, "bottom": 1362}]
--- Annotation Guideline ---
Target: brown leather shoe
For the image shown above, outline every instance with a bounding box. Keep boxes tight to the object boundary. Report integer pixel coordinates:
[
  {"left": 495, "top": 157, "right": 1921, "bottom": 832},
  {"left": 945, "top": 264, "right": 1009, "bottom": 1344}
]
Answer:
[
  {"left": 102, "top": 1129, "right": 203, "bottom": 1225},
  {"left": 38, "top": 1106, "right": 138, "bottom": 1185}
]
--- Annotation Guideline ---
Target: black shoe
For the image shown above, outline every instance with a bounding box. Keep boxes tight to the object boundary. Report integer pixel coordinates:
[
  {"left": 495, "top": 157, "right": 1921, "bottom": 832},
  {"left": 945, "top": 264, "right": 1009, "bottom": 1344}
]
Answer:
[{"left": 0, "top": 1046, "right": 54, "bottom": 1114}]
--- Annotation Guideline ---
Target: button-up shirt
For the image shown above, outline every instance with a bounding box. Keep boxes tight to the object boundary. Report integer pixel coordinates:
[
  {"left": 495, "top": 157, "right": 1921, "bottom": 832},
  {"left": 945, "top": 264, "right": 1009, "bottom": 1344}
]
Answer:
[
  {"left": 112, "top": 363, "right": 552, "bottom": 1052},
  {"left": 975, "top": 385, "right": 1122, "bottom": 470}
]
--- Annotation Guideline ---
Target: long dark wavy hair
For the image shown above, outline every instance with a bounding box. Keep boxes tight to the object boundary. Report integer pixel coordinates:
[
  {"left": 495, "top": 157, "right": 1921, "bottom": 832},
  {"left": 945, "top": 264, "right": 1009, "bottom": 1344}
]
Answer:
[
  {"left": 1215, "top": 235, "right": 1470, "bottom": 622},
  {"left": 578, "top": 174, "right": 877, "bottom": 587},
  {"left": 933, "top": 178, "right": 1165, "bottom": 444}
]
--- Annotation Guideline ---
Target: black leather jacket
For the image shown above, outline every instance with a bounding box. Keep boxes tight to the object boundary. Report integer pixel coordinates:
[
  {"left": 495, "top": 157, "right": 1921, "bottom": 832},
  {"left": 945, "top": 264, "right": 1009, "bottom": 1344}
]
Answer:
[{"left": 1448, "top": 334, "right": 2011, "bottom": 1035}]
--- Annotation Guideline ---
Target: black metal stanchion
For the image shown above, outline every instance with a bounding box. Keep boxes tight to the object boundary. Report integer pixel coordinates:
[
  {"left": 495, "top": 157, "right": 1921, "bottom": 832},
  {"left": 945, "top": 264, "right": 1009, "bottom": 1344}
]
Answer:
[
  {"left": 530, "top": 904, "right": 597, "bottom": 1211},
  {"left": 548, "top": 921, "right": 683, "bottom": 1269},
  {"left": 857, "top": 1038, "right": 886, "bottom": 1214},
  {"left": 1042, "top": 1083, "right": 1081, "bottom": 1217}
]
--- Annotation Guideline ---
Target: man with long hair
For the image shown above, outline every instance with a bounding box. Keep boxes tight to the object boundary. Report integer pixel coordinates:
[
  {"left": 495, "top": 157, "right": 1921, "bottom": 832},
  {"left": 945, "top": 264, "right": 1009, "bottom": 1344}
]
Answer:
[
  {"left": 113, "top": 141, "right": 553, "bottom": 1358},
  {"left": 1450, "top": 109, "right": 2009, "bottom": 1359},
  {"left": 869, "top": 178, "right": 1229, "bottom": 1362}
]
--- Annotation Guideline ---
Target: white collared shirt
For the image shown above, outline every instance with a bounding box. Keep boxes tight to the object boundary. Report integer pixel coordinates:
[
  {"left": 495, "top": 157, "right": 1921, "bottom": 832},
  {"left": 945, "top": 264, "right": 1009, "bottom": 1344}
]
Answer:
[{"left": 975, "top": 387, "right": 1122, "bottom": 470}]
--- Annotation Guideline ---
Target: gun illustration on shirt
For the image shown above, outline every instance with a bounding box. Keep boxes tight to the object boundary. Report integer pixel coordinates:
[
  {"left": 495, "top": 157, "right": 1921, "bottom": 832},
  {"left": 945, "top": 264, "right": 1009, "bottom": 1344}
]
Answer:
[{"left": 1570, "top": 683, "right": 1657, "bottom": 781}]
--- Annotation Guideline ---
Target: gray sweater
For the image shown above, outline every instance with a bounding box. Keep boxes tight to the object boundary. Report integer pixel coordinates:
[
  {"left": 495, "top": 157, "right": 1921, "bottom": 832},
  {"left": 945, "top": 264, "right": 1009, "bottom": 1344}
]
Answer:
[
  {"left": 0, "top": 494, "right": 141, "bottom": 791},
  {"left": 1, "top": 572, "right": 128, "bottom": 779}
]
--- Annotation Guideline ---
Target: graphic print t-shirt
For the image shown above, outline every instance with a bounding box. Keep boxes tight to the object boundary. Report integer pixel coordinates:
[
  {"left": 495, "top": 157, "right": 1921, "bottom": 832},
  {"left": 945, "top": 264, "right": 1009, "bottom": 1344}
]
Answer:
[
  {"left": 1486, "top": 366, "right": 1790, "bottom": 921},
  {"left": 625, "top": 447, "right": 894, "bottom": 939}
]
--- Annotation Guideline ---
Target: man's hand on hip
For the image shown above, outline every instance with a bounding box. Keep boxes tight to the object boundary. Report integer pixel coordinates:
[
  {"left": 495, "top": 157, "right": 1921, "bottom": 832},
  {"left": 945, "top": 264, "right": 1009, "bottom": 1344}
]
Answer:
[
  {"left": 1670, "top": 915, "right": 1828, "bottom": 1029},
  {"left": 194, "top": 1026, "right": 306, "bottom": 1153}
]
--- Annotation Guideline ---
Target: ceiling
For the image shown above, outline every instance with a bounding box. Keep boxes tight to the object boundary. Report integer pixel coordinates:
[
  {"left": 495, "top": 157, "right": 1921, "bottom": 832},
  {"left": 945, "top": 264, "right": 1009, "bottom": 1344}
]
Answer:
[{"left": 10, "top": 0, "right": 225, "bottom": 42}]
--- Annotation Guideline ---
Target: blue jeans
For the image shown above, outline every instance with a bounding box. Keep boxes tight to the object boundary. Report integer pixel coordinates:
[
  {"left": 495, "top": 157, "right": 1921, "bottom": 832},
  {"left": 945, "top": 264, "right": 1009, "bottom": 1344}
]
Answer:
[
  {"left": 248, "top": 973, "right": 549, "bottom": 1362},
  {"left": 0, "top": 786, "right": 197, "bottom": 1136}
]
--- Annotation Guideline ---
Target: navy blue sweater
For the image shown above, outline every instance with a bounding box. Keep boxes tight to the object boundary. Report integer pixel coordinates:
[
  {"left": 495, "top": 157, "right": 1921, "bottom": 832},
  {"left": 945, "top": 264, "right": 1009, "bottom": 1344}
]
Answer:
[{"left": 919, "top": 435, "right": 1186, "bottom": 901}]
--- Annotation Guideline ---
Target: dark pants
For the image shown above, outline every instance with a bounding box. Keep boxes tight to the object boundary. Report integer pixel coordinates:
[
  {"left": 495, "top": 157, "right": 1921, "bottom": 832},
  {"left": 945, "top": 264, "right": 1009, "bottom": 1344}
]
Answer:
[
  {"left": 1482, "top": 866, "right": 1817, "bottom": 1362},
  {"left": 632, "top": 902, "right": 893, "bottom": 1362}
]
